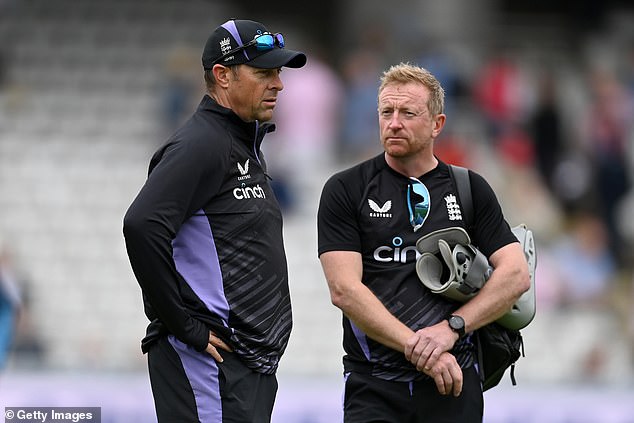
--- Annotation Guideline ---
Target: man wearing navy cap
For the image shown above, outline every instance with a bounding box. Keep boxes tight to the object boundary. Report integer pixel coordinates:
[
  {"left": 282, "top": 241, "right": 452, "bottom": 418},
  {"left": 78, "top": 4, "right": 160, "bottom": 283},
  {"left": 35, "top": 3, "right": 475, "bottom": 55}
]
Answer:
[{"left": 124, "top": 19, "right": 306, "bottom": 423}]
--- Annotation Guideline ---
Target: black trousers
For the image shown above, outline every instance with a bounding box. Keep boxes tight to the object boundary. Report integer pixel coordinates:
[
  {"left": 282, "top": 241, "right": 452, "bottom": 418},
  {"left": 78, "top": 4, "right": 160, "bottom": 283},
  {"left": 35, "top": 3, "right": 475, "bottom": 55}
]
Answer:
[
  {"left": 343, "top": 366, "right": 483, "bottom": 423},
  {"left": 147, "top": 335, "right": 278, "bottom": 423}
]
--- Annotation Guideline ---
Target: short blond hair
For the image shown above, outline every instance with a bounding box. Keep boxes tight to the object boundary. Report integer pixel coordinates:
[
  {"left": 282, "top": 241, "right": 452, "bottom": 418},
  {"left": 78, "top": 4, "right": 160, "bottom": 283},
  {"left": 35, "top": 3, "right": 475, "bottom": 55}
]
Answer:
[{"left": 378, "top": 62, "right": 445, "bottom": 116}]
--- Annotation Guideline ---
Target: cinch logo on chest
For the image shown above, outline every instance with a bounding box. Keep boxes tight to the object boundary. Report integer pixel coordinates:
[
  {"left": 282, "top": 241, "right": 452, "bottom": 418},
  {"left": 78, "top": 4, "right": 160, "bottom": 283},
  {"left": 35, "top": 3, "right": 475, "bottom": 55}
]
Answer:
[
  {"left": 233, "top": 183, "right": 266, "bottom": 200},
  {"left": 373, "top": 236, "right": 420, "bottom": 263}
]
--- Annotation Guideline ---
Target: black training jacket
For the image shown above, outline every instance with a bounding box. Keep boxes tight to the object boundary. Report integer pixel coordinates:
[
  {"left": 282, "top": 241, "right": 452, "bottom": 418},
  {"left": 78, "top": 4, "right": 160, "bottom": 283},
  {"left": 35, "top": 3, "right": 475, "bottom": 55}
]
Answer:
[{"left": 123, "top": 95, "right": 291, "bottom": 374}]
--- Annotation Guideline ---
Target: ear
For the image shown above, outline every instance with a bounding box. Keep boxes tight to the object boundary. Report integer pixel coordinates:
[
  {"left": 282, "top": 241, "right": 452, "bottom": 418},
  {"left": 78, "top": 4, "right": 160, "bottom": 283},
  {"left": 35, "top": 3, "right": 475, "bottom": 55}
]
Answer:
[
  {"left": 432, "top": 113, "right": 446, "bottom": 138},
  {"left": 212, "top": 64, "right": 232, "bottom": 88}
]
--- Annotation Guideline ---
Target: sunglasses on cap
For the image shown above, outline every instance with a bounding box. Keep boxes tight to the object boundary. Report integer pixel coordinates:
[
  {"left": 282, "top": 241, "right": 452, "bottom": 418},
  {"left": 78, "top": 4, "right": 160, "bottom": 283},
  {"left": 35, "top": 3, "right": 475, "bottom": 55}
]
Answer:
[
  {"left": 213, "top": 32, "right": 285, "bottom": 65},
  {"left": 407, "top": 177, "right": 431, "bottom": 232}
]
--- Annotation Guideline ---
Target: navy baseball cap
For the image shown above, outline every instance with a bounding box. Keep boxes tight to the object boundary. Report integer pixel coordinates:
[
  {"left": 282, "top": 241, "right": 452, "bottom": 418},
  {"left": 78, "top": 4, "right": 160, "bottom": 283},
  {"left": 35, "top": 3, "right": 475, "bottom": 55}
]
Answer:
[{"left": 202, "top": 19, "right": 306, "bottom": 70}]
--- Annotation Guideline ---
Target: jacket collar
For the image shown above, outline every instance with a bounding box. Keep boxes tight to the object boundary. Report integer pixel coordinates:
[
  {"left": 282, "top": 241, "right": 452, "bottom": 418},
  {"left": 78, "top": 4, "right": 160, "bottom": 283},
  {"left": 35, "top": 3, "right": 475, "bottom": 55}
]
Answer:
[{"left": 197, "top": 95, "right": 275, "bottom": 137}]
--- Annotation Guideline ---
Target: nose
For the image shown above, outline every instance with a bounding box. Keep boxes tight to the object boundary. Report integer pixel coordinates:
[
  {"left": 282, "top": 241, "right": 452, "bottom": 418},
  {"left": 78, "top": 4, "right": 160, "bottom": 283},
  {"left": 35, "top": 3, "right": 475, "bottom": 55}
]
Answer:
[
  {"left": 387, "top": 111, "right": 403, "bottom": 129},
  {"left": 271, "top": 73, "right": 284, "bottom": 91}
]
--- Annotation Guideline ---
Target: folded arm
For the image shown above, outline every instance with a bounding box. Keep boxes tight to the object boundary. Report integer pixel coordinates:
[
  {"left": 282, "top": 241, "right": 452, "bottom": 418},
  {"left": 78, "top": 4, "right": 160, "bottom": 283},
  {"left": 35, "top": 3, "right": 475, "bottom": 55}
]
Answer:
[
  {"left": 405, "top": 241, "right": 531, "bottom": 373},
  {"left": 320, "top": 250, "right": 463, "bottom": 396}
]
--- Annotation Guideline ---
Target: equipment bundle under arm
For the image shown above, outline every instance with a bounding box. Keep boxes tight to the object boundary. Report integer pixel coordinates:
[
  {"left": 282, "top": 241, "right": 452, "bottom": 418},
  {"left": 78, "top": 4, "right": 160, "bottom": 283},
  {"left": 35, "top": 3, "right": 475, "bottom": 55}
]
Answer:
[{"left": 415, "top": 165, "right": 537, "bottom": 391}]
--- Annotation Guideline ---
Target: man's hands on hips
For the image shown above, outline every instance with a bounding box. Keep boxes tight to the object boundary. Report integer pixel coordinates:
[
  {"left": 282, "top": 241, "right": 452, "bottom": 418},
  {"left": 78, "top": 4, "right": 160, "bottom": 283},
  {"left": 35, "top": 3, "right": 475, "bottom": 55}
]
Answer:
[
  {"left": 206, "top": 331, "right": 233, "bottom": 362},
  {"left": 404, "top": 321, "right": 463, "bottom": 396}
]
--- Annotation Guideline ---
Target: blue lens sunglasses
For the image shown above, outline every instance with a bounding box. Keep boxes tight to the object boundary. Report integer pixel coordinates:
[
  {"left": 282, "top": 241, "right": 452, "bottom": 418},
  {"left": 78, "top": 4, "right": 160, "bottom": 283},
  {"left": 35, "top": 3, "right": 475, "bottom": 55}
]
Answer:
[
  {"left": 407, "top": 177, "right": 431, "bottom": 232},
  {"left": 213, "top": 32, "right": 285, "bottom": 65}
]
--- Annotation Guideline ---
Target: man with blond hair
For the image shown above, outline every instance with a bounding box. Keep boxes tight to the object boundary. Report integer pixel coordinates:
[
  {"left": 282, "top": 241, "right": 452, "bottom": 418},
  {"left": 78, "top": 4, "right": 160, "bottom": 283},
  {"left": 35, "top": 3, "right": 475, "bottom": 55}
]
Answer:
[{"left": 317, "top": 63, "right": 529, "bottom": 422}]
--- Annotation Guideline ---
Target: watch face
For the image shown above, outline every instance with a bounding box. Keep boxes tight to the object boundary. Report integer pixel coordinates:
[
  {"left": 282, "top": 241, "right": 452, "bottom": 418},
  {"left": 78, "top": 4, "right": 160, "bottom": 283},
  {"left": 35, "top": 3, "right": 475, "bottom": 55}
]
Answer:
[
  {"left": 449, "top": 316, "right": 459, "bottom": 327},
  {"left": 449, "top": 315, "right": 465, "bottom": 333}
]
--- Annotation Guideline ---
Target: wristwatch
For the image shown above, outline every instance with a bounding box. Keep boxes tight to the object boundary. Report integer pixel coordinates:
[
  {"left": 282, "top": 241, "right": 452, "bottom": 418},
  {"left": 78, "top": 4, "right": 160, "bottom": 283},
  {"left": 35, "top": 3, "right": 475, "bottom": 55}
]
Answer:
[{"left": 447, "top": 315, "right": 466, "bottom": 339}]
